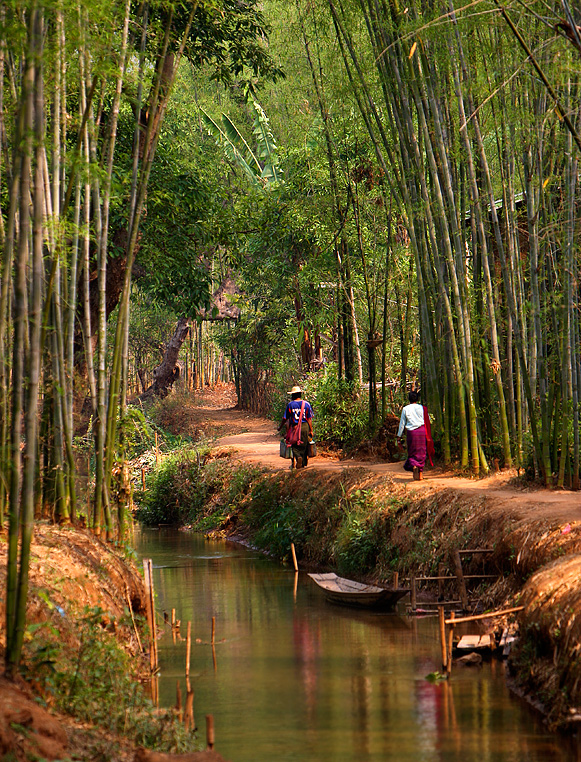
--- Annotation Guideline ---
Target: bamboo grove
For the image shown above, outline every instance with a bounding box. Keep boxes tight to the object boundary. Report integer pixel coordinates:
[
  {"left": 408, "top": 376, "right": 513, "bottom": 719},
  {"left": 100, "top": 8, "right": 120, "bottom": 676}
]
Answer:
[
  {"left": 286, "top": 0, "right": 580, "bottom": 484},
  {"left": 0, "top": 0, "right": 279, "bottom": 673},
  {"left": 1, "top": 0, "right": 580, "bottom": 673}
]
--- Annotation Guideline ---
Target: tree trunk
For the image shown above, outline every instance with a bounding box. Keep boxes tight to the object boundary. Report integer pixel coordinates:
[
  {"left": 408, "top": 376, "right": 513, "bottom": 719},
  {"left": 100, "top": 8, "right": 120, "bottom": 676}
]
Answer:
[{"left": 139, "top": 317, "right": 191, "bottom": 400}]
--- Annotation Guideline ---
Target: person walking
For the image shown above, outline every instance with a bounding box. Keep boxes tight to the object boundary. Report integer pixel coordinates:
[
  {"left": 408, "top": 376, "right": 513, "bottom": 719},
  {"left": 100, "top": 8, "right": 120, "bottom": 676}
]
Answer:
[
  {"left": 278, "top": 386, "right": 314, "bottom": 470},
  {"left": 396, "top": 390, "right": 434, "bottom": 480}
]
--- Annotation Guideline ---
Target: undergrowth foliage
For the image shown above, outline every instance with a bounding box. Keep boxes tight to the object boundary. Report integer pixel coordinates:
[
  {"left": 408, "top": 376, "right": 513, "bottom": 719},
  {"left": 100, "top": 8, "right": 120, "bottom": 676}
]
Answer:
[
  {"left": 26, "top": 607, "right": 200, "bottom": 754},
  {"left": 136, "top": 448, "right": 263, "bottom": 529},
  {"left": 277, "top": 366, "right": 371, "bottom": 450},
  {"left": 244, "top": 474, "right": 404, "bottom": 576}
]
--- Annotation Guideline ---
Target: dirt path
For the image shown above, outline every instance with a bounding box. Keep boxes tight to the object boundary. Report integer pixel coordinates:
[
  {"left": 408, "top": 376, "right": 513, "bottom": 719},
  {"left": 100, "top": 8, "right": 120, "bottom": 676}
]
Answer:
[{"left": 193, "top": 388, "right": 581, "bottom": 526}]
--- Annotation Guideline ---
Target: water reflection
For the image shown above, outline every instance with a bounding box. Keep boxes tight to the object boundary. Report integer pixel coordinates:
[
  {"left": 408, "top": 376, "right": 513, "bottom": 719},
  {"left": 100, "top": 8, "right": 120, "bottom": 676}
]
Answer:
[{"left": 135, "top": 528, "right": 579, "bottom": 762}]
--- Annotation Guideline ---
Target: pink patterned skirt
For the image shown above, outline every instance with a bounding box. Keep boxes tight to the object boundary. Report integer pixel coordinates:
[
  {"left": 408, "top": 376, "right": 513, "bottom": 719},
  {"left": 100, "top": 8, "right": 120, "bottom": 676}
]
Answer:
[{"left": 404, "top": 426, "right": 427, "bottom": 471}]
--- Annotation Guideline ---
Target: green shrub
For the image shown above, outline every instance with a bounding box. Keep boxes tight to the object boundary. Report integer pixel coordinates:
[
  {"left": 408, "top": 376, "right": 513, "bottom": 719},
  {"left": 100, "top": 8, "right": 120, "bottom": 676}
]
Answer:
[
  {"left": 136, "top": 449, "right": 262, "bottom": 528},
  {"left": 272, "top": 364, "right": 369, "bottom": 450},
  {"left": 27, "top": 607, "right": 201, "bottom": 754},
  {"left": 136, "top": 448, "right": 206, "bottom": 526}
]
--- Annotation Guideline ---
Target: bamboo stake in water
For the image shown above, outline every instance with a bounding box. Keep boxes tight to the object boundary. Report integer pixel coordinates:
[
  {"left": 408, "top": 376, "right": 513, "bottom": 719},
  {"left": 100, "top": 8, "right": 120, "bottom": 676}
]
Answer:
[
  {"left": 446, "top": 612, "right": 455, "bottom": 676},
  {"left": 142, "top": 559, "right": 158, "bottom": 672},
  {"left": 206, "top": 714, "right": 215, "bottom": 750},
  {"left": 211, "top": 616, "right": 215, "bottom": 644},
  {"left": 186, "top": 621, "right": 191, "bottom": 676},
  {"left": 184, "top": 677, "right": 194, "bottom": 731},
  {"left": 438, "top": 605, "right": 447, "bottom": 670},
  {"left": 290, "top": 542, "right": 298, "bottom": 572}
]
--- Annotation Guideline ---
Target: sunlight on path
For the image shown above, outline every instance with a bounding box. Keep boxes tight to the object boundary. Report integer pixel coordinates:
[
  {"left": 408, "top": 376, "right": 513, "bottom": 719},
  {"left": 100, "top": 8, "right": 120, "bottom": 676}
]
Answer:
[{"left": 213, "top": 413, "right": 581, "bottom": 524}]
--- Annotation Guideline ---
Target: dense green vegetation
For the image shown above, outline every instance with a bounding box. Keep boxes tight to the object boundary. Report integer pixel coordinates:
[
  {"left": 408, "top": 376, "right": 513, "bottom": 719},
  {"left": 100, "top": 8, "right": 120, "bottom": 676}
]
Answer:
[
  {"left": 1, "top": 0, "right": 581, "bottom": 676},
  {"left": 29, "top": 606, "right": 201, "bottom": 754}
]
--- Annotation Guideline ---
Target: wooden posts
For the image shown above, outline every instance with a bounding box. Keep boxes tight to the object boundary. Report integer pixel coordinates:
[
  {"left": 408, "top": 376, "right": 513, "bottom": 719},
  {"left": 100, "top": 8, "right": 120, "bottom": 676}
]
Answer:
[
  {"left": 438, "top": 605, "right": 447, "bottom": 671},
  {"left": 410, "top": 572, "right": 417, "bottom": 612},
  {"left": 184, "top": 679, "right": 195, "bottom": 731},
  {"left": 290, "top": 543, "right": 298, "bottom": 572},
  {"left": 141, "top": 467, "right": 146, "bottom": 491},
  {"left": 185, "top": 621, "right": 191, "bottom": 677},
  {"left": 446, "top": 611, "right": 455, "bottom": 676},
  {"left": 142, "top": 559, "right": 158, "bottom": 673},
  {"left": 206, "top": 715, "right": 215, "bottom": 750},
  {"left": 393, "top": 571, "right": 399, "bottom": 589},
  {"left": 155, "top": 431, "right": 160, "bottom": 466},
  {"left": 211, "top": 616, "right": 216, "bottom": 645}
]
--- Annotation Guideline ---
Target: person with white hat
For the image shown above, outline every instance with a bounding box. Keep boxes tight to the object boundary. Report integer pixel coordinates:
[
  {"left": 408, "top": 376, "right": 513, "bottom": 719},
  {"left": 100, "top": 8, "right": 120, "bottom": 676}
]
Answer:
[{"left": 277, "top": 386, "right": 314, "bottom": 469}]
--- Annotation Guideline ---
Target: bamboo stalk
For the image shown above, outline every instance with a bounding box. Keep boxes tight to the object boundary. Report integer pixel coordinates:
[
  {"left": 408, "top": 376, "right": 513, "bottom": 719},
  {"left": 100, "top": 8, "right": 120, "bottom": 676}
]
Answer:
[
  {"left": 446, "top": 612, "right": 455, "bottom": 676},
  {"left": 184, "top": 678, "right": 194, "bottom": 731},
  {"left": 439, "top": 606, "right": 447, "bottom": 670},
  {"left": 206, "top": 715, "right": 215, "bottom": 750},
  {"left": 186, "top": 621, "right": 191, "bottom": 676},
  {"left": 142, "top": 559, "right": 155, "bottom": 672},
  {"left": 290, "top": 543, "right": 298, "bottom": 572},
  {"left": 445, "top": 606, "right": 524, "bottom": 626}
]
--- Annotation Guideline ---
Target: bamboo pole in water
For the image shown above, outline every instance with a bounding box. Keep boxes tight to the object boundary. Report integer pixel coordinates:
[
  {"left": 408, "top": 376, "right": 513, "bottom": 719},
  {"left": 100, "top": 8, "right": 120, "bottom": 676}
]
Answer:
[
  {"left": 185, "top": 621, "right": 191, "bottom": 676},
  {"left": 290, "top": 543, "right": 298, "bottom": 572},
  {"left": 206, "top": 715, "right": 215, "bottom": 750},
  {"left": 446, "top": 612, "right": 455, "bottom": 676},
  {"left": 185, "top": 677, "right": 194, "bottom": 730},
  {"left": 438, "top": 606, "right": 447, "bottom": 671},
  {"left": 142, "top": 559, "right": 158, "bottom": 672},
  {"left": 211, "top": 616, "right": 215, "bottom": 645}
]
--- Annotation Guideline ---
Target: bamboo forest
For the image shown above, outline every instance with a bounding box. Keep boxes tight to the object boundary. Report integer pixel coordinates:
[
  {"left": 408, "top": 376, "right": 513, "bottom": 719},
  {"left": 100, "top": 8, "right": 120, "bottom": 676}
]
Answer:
[{"left": 1, "top": 0, "right": 581, "bottom": 759}]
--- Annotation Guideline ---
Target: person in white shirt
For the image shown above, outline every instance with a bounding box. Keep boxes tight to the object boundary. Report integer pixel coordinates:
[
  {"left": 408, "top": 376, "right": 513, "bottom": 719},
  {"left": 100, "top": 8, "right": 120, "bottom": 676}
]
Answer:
[{"left": 397, "top": 390, "right": 428, "bottom": 480}]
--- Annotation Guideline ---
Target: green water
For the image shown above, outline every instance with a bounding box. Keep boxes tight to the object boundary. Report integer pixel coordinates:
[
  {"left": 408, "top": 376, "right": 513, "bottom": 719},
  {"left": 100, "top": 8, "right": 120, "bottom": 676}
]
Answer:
[{"left": 135, "top": 529, "right": 579, "bottom": 762}]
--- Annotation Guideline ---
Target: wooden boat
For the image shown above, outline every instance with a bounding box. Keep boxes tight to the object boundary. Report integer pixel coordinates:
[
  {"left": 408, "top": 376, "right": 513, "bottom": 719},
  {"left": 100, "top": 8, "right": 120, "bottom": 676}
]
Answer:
[{"left": 308, "top": 573, "right": 409, "bottom": 610}]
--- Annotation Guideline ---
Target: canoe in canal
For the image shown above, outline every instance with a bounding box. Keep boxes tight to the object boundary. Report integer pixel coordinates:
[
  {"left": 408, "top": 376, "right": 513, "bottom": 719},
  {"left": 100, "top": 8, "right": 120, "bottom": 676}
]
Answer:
[{"left": 308, "top": 573, "right": 409, "bottom": 610}]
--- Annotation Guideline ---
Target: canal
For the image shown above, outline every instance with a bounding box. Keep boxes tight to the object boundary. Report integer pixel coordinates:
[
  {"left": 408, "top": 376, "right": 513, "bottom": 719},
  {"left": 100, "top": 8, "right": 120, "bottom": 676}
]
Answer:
[{"left": 135, "top": 528, "right": 578, "bottom": 762}]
